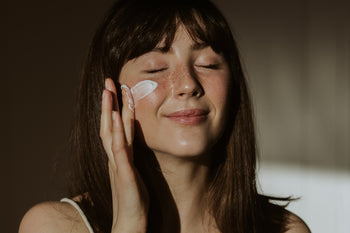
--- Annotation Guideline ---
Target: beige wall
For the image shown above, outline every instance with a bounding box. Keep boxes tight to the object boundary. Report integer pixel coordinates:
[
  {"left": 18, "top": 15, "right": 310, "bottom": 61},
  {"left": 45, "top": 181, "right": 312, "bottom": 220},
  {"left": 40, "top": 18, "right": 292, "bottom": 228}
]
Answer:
[{"left": 4, "top": 0, "right": 349, "bottom": 232}]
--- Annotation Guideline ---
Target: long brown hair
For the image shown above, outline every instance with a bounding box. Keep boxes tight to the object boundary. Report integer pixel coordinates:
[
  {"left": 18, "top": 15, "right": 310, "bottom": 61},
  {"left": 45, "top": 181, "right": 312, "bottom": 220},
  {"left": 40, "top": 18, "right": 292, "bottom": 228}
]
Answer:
[{"left": 69, "top": 0, "right": 291, "bottom": 232}]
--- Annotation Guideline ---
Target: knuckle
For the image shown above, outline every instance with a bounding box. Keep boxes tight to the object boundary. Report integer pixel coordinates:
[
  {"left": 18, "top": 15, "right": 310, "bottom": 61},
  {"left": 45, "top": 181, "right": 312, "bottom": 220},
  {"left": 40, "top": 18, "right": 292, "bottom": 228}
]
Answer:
[
  {"left": 101, "top": 141, "right": 109, "bottom": 152},
  {"left": 111, "top": 141, "right": 127, "bottom": 155},
  {"left": 100, "top": 127, "right": 112, "bottom": 140},
  {"left": 99, "top": 131, "right": 108, "bottom": 141}
]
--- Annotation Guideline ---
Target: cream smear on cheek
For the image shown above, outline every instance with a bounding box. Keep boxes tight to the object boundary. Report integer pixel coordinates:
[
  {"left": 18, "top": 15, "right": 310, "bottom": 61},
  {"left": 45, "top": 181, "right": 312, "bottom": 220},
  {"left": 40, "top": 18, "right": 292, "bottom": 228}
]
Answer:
[
  {"left": 121, "top": 80, "right": 158, "bottom": 112},
  {"left": 130, "top": 80, "right": 158, "bottom": 102}
]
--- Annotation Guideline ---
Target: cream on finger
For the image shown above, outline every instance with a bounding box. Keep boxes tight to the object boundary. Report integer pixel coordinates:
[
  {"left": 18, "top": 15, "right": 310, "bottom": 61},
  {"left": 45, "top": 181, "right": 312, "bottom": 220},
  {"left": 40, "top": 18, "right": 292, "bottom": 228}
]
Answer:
[{"left": 120, "top": 85, "right": 135, "bottom": 112}]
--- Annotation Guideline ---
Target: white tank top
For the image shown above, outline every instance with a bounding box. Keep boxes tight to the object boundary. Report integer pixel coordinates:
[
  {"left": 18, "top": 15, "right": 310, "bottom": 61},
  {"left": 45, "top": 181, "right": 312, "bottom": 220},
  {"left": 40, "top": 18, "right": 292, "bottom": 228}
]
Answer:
[{"left": 60, "top": 198, "right": 95, "bottom": 233}]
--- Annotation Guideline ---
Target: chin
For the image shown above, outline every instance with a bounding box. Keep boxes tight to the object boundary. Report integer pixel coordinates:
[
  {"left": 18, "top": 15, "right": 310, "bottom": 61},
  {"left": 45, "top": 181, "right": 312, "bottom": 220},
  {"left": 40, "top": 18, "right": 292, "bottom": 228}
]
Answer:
[{"left": 151, "top": 140, "right": 214, "bottom": 159}]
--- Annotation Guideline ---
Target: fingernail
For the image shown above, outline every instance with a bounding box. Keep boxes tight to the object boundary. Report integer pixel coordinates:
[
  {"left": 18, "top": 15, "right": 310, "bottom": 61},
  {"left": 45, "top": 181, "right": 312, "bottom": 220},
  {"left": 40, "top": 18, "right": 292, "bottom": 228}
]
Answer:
[
  {"left": 121, "top": 85, "right": 135, "bottom": 112},
  {"left": 112, "top": 111, "right": 117, "bottom": 121},
  {"left": 105, "top": 79, "right": 112, "bottom": 91}
]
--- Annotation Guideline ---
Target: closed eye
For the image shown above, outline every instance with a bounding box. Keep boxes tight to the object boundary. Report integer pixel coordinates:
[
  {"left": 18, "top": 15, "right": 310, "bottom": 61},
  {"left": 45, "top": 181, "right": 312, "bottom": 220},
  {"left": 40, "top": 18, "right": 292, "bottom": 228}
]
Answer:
[
  {"left": 145, "top": 68, "right": 167, "bottom": 73},
  {"left": 197, "top": 64, "right": 220, "bottom": 70}
]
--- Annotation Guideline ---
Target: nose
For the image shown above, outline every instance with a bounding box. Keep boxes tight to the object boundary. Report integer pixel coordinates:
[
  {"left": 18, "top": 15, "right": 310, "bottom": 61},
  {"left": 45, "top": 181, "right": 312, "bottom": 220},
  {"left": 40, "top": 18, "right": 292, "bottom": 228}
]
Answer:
[{"left": 171, "top": 66, "right": 203, "bottom": 99}]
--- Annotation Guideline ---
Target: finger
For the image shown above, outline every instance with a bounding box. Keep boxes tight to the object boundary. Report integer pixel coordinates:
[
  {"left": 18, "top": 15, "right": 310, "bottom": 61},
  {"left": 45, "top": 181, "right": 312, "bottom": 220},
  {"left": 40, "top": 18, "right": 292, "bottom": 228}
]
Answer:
[
  {"left": 110, "top": 111, "right": 139, "bottom": 189},
  {"left": 100, "top": 89, "right": 113, "bottom": 160},
  {"left": 105, "top": 78, "right": 119, "bottom": 111},
  {"left": 108, "top": 162, "right": 118, "bottom": 217},
  {"left": 111, "top": 110, "right": 131, "bottom": 168},
  {"left": 121, "top": 85, "right": 135, "bottom": 147}
]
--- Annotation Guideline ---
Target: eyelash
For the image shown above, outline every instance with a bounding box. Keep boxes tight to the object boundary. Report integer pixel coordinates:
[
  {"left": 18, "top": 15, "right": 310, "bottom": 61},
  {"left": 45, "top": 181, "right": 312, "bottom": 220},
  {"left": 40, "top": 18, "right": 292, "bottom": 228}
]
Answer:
[
  {"left": 199, "top": 64, "right": 220, "bottom": 69},
  {"left": 145, "top": 64, "right": 220, "bottom": 73},
  {"left": 146, "top": 68, "right": 167, "bottom": 73}
]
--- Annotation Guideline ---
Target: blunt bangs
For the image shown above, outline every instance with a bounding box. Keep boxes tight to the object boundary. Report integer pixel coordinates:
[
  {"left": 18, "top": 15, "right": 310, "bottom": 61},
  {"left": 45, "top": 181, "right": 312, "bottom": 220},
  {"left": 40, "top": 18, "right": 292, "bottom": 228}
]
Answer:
[{"left": 103, "top": 0, "right": 236, "bottom": 79}]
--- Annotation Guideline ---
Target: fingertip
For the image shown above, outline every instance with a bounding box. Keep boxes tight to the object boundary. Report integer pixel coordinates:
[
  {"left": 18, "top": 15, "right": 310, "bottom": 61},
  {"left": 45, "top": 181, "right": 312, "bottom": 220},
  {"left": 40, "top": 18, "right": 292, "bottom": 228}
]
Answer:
[
  {"left": 101, "top": 89, "right": 112, "bottom": 108},
  {"left": 105, "top": 79, "right": 120, "bottom": 112},
  {"left": 112, "top": 110, "right": 123, "bottom": 130},
  {"left": 120, "top": 84, "right": 129, "bottom": 89},
  {"left": 105, "top": 78, "right": 115, "bottom": 92}
]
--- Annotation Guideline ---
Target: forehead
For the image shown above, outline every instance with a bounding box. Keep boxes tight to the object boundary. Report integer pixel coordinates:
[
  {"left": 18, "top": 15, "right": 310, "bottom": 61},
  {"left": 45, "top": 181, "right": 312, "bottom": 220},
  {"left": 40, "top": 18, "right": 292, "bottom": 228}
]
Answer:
[{"left": 154, "top": 25, "right": 207, "bottom": 50}]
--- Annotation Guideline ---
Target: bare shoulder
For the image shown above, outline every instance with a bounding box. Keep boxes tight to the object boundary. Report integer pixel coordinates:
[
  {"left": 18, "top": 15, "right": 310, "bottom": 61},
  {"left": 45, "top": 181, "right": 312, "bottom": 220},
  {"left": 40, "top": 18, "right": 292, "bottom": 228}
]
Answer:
[
  {"left": 19, "top": 200, "right": 89, "bottom": 233},
  {"left": 284, "top": 210, "right": 311, "bottom": 233}
]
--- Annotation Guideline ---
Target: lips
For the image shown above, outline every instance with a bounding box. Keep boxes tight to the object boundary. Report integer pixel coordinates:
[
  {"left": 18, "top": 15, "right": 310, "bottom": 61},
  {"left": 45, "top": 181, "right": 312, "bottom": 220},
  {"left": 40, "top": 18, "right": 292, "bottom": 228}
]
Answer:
[{"left": 166, "top": 109, "right": 209, "bottom": 125}]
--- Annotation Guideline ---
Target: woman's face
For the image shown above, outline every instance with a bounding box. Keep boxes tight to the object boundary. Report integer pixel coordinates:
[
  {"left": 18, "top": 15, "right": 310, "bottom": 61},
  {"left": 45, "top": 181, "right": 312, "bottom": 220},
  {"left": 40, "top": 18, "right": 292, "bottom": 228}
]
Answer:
[{"left": 119, "top": 25, "right": 231, "bottom": 158}]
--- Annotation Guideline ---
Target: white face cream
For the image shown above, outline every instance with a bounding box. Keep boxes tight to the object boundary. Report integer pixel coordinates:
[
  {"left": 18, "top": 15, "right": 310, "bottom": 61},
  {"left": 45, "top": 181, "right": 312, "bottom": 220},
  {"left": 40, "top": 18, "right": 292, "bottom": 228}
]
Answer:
[{"left": 130, "top": 80, "right": 158, "bottom": 102}]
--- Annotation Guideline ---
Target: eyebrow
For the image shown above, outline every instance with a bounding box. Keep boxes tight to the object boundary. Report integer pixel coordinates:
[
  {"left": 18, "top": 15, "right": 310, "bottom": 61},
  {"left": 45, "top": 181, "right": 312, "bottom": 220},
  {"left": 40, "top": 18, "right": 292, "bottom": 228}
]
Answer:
[{"left": 151, "top": 42, "right": 209, "bottom": 53}]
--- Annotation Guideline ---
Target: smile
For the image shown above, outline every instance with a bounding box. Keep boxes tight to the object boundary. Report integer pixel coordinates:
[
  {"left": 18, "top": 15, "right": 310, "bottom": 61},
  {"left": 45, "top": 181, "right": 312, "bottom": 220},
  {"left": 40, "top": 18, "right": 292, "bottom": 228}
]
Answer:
[{"left": 165, "top": 109, "right": 209, "bottom": 125}]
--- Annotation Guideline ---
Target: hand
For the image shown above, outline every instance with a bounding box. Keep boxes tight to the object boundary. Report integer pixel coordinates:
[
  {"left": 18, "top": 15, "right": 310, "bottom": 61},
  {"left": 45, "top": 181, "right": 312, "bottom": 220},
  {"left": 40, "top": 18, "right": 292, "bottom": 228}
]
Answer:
[{"left": 100, "top": 78, "right": 149, "bottom": 233}]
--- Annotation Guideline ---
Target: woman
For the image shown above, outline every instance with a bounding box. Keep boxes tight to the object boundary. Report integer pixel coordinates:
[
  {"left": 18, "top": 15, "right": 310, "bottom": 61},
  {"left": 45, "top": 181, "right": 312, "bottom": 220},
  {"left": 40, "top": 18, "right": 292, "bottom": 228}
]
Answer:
[{"left": 19, "top": 0, "right": 310, "bottom": 232}]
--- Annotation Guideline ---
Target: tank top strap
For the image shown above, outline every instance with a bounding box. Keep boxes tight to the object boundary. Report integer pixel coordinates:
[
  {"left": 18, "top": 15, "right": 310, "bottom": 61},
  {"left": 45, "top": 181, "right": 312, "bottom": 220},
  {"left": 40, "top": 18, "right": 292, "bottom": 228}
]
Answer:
[{"left": 60, "top": 198, "right": 95, "bottom": 233}]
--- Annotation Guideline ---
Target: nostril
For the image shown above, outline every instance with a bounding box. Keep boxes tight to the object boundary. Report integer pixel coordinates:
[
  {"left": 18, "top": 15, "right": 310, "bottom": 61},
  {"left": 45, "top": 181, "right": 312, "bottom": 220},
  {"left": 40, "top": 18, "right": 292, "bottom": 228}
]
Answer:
[{"left": 177, "top": 90, "right": 202, "bottom": 98}]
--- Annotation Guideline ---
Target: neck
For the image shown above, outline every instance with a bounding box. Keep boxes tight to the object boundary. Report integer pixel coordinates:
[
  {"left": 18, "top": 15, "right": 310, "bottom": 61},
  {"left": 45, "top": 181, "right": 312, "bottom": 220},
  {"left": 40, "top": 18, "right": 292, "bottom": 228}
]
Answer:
[{"left": 137, "top": 149, "right": 218, "bottom": 233}]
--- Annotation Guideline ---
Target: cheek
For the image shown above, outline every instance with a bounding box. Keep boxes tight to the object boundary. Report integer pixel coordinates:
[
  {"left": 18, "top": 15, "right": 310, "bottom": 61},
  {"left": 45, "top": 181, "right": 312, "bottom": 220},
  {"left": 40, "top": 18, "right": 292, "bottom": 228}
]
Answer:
[
  {"left": 133, "top": 84, "right": 168, "bottom": 140},
  {"left": 204, "top": 75, "right": 230, "bottom": 106},
  {"left": 133, "top": 79, "right": 169, "bottom": 113},
  {"left": 130, "top": 80, "right": 158, "bottom": 102}
]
